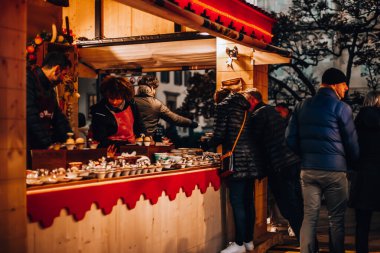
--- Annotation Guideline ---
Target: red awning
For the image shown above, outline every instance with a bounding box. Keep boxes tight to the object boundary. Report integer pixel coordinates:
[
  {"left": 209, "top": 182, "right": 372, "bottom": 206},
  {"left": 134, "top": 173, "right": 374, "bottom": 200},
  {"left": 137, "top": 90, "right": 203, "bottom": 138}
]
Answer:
[{"left": 116, "top": 0, "right": 280, "bottom": 50}]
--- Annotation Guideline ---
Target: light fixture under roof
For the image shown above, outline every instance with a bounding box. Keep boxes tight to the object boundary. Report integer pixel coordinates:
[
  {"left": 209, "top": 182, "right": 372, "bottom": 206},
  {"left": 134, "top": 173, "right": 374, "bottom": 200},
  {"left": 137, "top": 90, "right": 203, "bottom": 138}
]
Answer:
[{"left": 198, "top": 32, "right": 210, "bottom": 36}]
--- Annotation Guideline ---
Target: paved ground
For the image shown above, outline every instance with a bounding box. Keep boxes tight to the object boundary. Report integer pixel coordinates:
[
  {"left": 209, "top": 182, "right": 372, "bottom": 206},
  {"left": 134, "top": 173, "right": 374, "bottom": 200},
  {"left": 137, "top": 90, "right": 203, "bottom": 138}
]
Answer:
[{"left": 268, "top": 206, "right": 380, "bottom": 252}]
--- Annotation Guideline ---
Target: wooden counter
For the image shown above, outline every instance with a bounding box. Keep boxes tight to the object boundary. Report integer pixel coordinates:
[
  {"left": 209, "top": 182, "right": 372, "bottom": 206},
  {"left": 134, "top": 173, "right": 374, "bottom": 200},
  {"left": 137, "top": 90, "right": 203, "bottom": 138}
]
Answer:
[
  {"left": 27, "top": 167, "right": 280, "bottom": 253},
  {"left": 27, "top": 167, "right": 223, "bottom": 253}
]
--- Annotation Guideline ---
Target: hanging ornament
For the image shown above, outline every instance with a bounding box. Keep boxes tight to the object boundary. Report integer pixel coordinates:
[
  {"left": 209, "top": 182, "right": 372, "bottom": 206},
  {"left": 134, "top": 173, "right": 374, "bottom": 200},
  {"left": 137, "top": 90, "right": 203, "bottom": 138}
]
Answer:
[
  {"left": 34, "top": 34, "right": 43, "bottom": 45},
  {"left": 26, "top": 44, "right": 35, "bottom": 54}
]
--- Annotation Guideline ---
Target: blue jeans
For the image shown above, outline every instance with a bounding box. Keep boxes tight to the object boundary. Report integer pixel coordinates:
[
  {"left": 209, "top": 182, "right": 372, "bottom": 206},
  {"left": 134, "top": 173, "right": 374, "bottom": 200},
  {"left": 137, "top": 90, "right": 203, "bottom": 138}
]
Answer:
[
  {"left": 300, "top": 170, "right": 348, "bottom": 253},
  {"left": 228, "top": 179, "right": 255, "bottom": 245}
]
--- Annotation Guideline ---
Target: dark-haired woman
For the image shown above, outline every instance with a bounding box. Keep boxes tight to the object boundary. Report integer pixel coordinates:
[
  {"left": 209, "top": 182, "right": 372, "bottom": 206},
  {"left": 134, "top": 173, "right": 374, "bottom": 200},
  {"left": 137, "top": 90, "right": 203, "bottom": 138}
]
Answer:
[
  {"left": 90, "top": 76, "right": 146, "bottom": 148},
  {"left": 350, "top": 90, "right": 380, "bottom": 253}
]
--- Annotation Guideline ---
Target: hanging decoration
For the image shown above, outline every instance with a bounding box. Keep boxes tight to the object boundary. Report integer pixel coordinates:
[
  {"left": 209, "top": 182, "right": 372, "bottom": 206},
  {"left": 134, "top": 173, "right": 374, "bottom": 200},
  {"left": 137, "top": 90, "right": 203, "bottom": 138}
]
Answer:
[
  {"left": 60, "top": 73, "right": 80, "bottom": 123},
  {"left": 26, "top": 23, "right": 75, "bottom": 66}
]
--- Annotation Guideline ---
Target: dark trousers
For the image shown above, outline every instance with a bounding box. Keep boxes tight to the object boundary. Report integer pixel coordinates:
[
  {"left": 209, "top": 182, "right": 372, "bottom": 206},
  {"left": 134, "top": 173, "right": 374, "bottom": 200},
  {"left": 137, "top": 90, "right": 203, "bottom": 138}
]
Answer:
[
  {"left": 268, "top": 164, "right": 304, "bottom": 242},
  {"left": 355, "top": 209, "right": 373, "bottom": 253},
  {"left": 228, "top": 179, "right": 255, "bottom": 245}
]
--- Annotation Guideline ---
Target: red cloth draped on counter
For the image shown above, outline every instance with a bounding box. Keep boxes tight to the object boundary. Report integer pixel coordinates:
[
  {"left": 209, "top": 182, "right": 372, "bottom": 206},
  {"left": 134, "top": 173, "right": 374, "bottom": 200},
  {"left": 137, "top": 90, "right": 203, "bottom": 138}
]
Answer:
[{"left": 27, "top": 168, "right": 221, "bottom": 228}]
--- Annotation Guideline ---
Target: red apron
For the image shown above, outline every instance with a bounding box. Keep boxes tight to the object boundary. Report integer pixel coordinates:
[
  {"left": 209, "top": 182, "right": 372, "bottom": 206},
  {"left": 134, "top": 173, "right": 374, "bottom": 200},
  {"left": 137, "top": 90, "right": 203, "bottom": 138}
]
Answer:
[{"left": 108, "top": 106, "right": 136, "bottom": 143}]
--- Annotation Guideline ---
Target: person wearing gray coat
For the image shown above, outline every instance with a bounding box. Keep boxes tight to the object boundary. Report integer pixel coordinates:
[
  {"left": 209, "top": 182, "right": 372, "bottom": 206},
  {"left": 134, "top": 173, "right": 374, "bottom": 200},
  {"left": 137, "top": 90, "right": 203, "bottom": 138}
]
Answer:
[{"left": 135, "top": 76, "right": 198, "bottom": 140}]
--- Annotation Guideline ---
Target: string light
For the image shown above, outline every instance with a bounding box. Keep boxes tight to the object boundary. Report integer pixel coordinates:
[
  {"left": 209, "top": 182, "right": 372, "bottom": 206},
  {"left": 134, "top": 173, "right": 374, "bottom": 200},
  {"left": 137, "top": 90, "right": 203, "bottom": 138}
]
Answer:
[{"left": 191, "top": 0, "right": 273, "bottom": 38}]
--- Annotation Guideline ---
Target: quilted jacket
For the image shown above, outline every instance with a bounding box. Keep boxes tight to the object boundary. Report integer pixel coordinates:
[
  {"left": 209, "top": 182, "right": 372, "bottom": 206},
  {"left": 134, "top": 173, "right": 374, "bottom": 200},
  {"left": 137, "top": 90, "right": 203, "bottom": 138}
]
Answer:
[
  {"left": 206, "top": 93, "right": 265, "bottom": 179},
  {"left": 286, "top": 88, "right": 359, "bottom": 172},
  {"left": 250, "top": 103, "right": 300, "bottom": 175}
]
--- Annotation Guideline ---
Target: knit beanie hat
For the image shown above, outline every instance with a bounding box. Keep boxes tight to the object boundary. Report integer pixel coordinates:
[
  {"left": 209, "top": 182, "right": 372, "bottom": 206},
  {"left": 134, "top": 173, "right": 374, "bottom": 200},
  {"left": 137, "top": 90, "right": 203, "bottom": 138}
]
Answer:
[{"left": 321, "top": 68, "right": 346, "bottom": 85}]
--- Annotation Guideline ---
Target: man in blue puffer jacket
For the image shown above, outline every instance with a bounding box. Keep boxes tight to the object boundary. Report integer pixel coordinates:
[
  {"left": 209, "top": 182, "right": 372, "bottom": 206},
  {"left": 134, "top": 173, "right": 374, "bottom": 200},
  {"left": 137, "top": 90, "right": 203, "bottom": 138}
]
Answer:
[{"left": 285, "top": 68, "right": 359, "bottom": 253}]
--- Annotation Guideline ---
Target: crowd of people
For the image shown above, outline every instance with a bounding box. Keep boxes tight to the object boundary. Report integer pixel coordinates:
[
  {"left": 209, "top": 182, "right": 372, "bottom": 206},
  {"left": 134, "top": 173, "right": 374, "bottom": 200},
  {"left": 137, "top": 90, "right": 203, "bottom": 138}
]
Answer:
[
  {"left": 26, "top": 51, "right": 379, "bottom": 253},
  {"left": 203, "top": 68, "right": 379, "bottom": 253}
]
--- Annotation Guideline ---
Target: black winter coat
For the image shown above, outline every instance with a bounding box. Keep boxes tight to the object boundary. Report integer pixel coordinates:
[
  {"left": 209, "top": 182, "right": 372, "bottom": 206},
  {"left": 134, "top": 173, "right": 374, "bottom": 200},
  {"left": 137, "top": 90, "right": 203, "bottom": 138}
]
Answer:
[
  {"left": 27, "top": 67, "right": 71, "bottom": 149},
  {"left": 207, "top": 93, "right": 264, "bottom": 179},
  {"left": 349, "top": 106, "right": 380, "bottom": 211},
  {"left": 250, "top": 103, "right": 300, "bottom": 175},
  {"left": 90, "top": 99, "right": 146, "bottom": 148}
]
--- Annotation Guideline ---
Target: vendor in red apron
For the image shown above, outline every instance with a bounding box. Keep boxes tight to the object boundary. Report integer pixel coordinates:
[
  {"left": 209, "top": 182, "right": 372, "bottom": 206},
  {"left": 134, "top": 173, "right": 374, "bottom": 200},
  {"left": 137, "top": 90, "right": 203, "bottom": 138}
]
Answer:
[
  {"left": 27, "top": 51, "right": 72, "bottom": 151},
  {"left": 90, "top": 76, "right": 146, "bottom": 149}
]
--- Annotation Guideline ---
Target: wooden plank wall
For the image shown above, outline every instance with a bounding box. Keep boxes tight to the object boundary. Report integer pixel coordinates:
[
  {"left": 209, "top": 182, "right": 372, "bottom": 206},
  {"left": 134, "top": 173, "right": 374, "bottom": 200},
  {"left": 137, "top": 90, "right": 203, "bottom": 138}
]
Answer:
[
  {"left": 104, "top": 0, "right": 174, "bottom": 37},
  {"left": 63, "top": 0, "right": 176, "bottom": 40},
  {"left": 27, "top": 187, "right": 223, "bottom": 253},
  {"left": 216, "top": 38, "right": 255, "bottom": 90},
  {"left": 27, "top": 0, "right": 62, "bottom": 41},
  {"left": 0, "top": 1, "right": 27, "bottom": 252},
  {"left": 62, "top": 1, "right": 95, "bottom": 40}
]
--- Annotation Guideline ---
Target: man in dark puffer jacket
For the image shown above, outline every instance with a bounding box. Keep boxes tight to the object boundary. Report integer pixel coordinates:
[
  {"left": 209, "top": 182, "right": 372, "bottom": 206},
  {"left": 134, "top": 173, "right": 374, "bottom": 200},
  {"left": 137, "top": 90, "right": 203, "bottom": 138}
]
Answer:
[
  {"left": 286, "top": 68, "right": 359, "bottom": 253},
  {"left": 204, "top": 89, "right": 264, "bottom": 253},
  {"left": 249, "top": 90, "right": 303, "bottom": 242}
]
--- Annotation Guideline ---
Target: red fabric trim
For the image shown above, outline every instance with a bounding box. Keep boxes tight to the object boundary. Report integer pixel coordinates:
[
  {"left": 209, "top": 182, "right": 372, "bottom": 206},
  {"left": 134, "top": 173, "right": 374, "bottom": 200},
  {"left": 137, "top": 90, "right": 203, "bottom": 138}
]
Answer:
[{"left": 27, "top": 168, "right": 221, "bottom": 228}]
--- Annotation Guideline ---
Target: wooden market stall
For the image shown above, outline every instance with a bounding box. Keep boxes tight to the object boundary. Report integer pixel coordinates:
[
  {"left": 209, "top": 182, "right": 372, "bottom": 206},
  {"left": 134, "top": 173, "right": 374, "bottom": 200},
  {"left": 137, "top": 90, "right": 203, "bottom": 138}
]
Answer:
[{"left": 23, "top": 1, "right": 291, "bottom": 253}]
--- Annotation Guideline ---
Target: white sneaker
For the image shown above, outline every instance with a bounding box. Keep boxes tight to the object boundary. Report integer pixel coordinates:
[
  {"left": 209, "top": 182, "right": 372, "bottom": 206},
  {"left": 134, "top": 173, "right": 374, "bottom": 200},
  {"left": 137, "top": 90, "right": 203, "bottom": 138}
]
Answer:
[
  {"left": 221, "top": 242, "right": 246, "bottom": 253},
  {"left": 288, "top": 226, "right": 295, "bottom": 237},
  {"left": 244, "top": 241, "right": 254, "bottom": 251}
]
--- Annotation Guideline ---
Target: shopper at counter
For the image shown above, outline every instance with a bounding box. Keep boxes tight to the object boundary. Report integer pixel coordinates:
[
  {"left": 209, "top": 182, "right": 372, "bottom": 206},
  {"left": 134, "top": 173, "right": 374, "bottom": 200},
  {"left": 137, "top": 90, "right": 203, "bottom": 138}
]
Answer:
[
  {"left": 27, "top": 51, "right": 72, "bottom": 150},
  {"left": 249, "top": 90, "right": 303, "bottom": 242},
  {"left": 90, "top": 76, "right": 146, "bottom": 148},
  {"left": 202, "top": 89, "right": 264, "bottom": 253},
  {"left": 135, "top": 75, "right": 198, "bottom": 141}
]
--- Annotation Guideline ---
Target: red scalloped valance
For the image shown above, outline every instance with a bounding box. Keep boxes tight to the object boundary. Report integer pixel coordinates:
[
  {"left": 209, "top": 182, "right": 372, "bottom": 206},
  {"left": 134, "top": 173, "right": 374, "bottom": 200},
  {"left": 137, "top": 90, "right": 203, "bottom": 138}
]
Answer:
[{"left": 27, "top": 168, "right": 221, "bottom": 228}]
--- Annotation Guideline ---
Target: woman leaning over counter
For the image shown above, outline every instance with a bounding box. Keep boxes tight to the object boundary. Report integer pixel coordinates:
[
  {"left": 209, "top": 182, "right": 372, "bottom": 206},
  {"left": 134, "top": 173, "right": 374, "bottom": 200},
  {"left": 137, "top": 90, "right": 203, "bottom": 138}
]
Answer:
[{"left": 90, "top": 76, "right": 146, "bottom": 148}]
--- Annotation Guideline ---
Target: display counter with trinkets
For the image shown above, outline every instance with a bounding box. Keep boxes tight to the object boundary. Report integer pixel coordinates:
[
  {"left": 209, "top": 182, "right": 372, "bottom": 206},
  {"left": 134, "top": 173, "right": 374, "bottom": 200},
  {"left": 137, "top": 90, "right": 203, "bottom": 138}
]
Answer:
[{"left": 27, "top": 144, "right": 222, "bottom": 253}]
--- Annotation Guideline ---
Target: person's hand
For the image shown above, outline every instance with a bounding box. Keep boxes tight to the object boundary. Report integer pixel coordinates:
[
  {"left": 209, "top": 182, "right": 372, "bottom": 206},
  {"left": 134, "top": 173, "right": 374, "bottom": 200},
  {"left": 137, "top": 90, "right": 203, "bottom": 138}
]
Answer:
[
  {"left": 107, "top": 144, "right": 117, "bottom": 158},
  {"left": 190, "top": 121, "right": 198, "bottom": 128}
]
